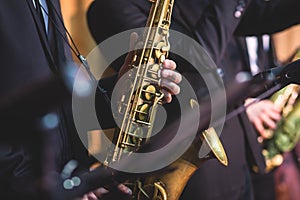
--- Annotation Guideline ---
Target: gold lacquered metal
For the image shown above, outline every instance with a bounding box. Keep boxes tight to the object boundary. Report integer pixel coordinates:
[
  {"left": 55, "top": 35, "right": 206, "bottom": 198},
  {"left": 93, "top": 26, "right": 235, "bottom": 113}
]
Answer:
[
  {"left": 202, "top": 127, "right": 228, "bottom": 166},
  {"left": 262, "top": 50, "right": 300, "bottom": 172},
  {"left": 189, "top": 98, "right": 228, "bottom": 166},
  {"left": 104, "top": 0, "right": 175, "bottom": 199}
]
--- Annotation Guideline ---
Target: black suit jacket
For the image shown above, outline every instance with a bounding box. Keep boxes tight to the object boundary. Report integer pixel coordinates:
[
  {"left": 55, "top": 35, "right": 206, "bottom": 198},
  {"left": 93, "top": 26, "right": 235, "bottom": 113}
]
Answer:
[
  {"left": 0, "top": 1, "right": 90, "bottom": 199},
  {"left": 87, "top": 0, "right": 300, "bottom": 199},
  {"left": 0, "top": 0, "right": 72, "bottom": 125},
  {"left": 88, "top": 0, "right": 300, "bottom": 65}
]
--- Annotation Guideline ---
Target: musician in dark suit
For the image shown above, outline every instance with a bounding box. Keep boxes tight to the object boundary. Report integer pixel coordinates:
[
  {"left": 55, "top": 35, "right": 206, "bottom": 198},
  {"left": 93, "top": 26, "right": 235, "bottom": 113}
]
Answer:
[
  {"left": 0, "top": 1, "right": 79, "bottom": 199},
  {"left": 0, "top": 0, "right": 181, "bottom": 199},
  {"left": 87, "top": 0, "right": 300, "bottom": 199},
  {"left": 182, "top": 35, "right": 279, "bottom": 200}
]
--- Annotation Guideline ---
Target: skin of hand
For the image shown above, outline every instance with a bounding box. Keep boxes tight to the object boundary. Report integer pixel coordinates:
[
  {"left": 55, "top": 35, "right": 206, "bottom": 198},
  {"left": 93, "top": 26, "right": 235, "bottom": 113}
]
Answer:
[
  {"left": 81, "top": 163, "right": 132, "bottom": 200},
  {"left": 82, "top": 184, "right": 132, "bottom": 200},
  {"left": 119, "top": 32, "right": 182, "bottom": 103},
  {"left": 245, "top": 98, "right": 282, "bottom": 138}
]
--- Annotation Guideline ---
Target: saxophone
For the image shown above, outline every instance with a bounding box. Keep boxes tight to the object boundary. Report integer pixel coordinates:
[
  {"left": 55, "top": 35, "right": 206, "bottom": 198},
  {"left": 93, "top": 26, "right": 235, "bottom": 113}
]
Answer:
[
  {"left": 262, "top": 49, "right": 300, "bottom": 172},
  {"left": 104, "top": 0, "right": 227, "bottom": 199}
]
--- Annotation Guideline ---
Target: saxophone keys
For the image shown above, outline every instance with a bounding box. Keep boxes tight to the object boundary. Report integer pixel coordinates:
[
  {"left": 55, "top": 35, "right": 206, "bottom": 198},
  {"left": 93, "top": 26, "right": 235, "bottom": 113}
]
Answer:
[
  {"left": 154, "top": 41, "right": 167, "bottom": 61},
  {"left": 150, "top": 63, "right": 160, "bottom": 72},
  {"left": 136, "top": 103, "right": 151, "bottom": 121},
  {"left": 265, "top": 154, "right": 284, "bottom": 172},
  {"left": 142, "top": 85, "right": 157, "bottom": 101}
]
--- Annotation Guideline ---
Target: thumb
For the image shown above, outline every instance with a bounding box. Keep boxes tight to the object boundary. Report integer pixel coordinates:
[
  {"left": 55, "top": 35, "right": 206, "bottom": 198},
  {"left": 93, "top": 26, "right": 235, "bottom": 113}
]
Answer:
[{"left": 129, "top": 32, "right": 139, "bottom": 51}]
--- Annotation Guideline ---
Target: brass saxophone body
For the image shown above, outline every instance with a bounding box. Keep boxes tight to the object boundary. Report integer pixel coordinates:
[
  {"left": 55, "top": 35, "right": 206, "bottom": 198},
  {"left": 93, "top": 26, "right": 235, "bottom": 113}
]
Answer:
[
  {"left": 107, "top": 0, "right": 173, "bottom": 162},
  {"left": 104, "top": 0, "right": 227, "bottom": 199},
  {"left": 104, "top": 0, "right": 174, "bottom": 199},
  {"left": 104, "top": 0, "right": 174, "bottom": 164},
  {"left": 262, "top": 50, "right": 300, "bottom": 172}
]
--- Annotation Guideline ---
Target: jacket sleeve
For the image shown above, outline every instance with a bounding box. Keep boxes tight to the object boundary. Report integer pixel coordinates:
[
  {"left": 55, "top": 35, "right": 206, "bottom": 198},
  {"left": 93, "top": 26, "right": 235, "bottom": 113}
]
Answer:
[
  {"left": 192, "top": 0, "right": 252, "bottom": 65},
  {"left": 190, "top": 0, "right": 300, "bottom": 65},
  {"left": 87, "top": 0, "right": 149, "bottom": 44},
  {"left": 235, "top": 0, "right": 300, "bottom": 36}
]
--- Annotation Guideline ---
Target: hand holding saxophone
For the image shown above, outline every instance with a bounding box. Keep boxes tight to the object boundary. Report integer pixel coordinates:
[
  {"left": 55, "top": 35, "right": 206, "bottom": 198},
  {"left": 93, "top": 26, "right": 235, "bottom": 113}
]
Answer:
[
  {"left": 119, "top": 32, "right": 182, "bottom": 103},
  {"left": 246, "top": 51, "right": 300, "bottom": 172},
  {"left": 82, "top": 184, "right": 132, "bottom": 200},
  {"left": 245, "top": 98, "right": 282, "bottom": 139},
  {"left": 159, "top": 59, "right": 182, "bottom": 102}
]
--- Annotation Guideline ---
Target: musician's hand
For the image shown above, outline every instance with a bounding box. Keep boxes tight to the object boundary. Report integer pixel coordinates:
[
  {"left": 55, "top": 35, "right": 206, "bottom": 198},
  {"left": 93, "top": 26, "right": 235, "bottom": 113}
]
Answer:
[
  {"left": 82, "top": 187, "right": 108, "bottom": 200},
  {"left": 81, "top": 163, "right": 132, "bottom": 200},
  {"left": 245, "top": 98, "right": 282, "bottom": 138},
  {"left": 82, "top": 184, "right": 132, "bottom": 200},
  {"left": 119, "top": 32, "right": 182, "bottom": 104},
  {"left": 160, "top": 59, "right": 181, "bottom": 103}
]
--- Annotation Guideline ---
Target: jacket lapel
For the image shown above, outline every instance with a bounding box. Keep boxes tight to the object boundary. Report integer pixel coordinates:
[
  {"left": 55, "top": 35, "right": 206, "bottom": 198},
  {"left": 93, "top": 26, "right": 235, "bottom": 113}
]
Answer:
[{"left": 25, "top": 0, "right": 56, "bottom": 67}]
